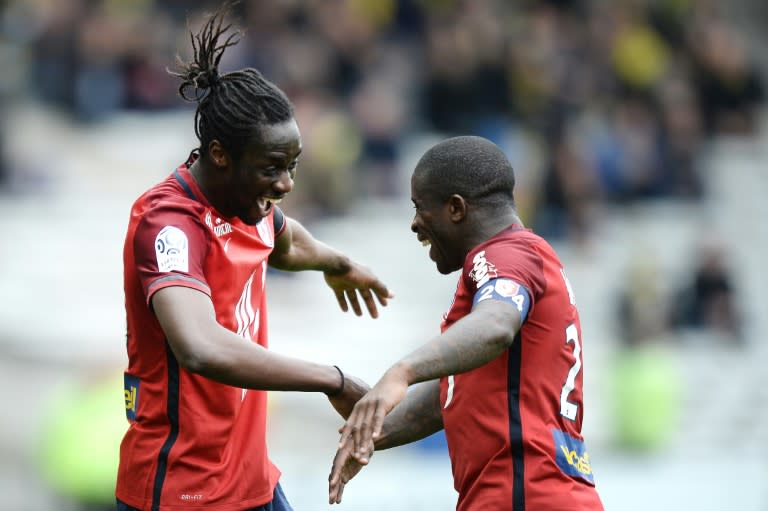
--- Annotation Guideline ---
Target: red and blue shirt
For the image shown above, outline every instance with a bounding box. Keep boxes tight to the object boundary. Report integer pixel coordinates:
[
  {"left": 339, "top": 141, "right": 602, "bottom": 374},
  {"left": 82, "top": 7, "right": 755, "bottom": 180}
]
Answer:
[
  {"left": 440, "top": 226, "right": 604, "bottom": 511},
  {"left": 117, "top": 161, "right": 285, "bottom": 510}
]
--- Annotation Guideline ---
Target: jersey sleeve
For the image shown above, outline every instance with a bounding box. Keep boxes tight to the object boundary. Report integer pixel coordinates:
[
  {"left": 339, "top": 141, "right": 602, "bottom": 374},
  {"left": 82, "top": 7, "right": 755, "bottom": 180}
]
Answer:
[
  {"left": 273, "top": 205, "right": 287, "bottom": 237},
  {"left": 133, "top": 204, "right": 211, "bottom": 304},
  {"left": 464, "top": 239, "right": 545, "bottom": 322}
]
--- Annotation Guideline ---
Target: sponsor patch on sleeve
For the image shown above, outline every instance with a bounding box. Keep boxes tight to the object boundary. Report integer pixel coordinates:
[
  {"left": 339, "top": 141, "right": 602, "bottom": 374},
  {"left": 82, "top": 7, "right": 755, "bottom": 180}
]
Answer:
[
  {"left": 155, "top": 225, "right": 189, "bottom": 272},
  {"left": 552, "top": 429, "right": 595, "bottom": 483},
  {"left": 472, "top": 278, "right": 531, "bottom": 322},
  {"left": 124, "top": 373, "right": 140, "bottom": 422}
]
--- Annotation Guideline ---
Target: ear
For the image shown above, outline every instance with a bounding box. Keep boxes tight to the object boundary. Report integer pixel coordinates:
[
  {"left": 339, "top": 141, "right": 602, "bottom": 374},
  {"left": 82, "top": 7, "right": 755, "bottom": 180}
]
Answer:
[
  {"left": 447, "top": 194, "right": 468, "bottom": 223},
  {"left": 208, "top": 140, "right": 230, "bottom": 169}
]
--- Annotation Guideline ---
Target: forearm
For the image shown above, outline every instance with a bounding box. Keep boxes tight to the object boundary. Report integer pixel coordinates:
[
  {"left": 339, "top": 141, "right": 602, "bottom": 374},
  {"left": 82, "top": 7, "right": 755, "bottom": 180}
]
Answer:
[
  {"left": 153, "top": 286, "right": 343, "bottom": 393},
  {"left": 269, "top": 218, "right": 350, "bottom": 273},
  {"left": 395, "top": 303, "right": 519, "bottom": 385},
  {"left": 374, "top": 380, "right": 443, "bottom": 450},
  {"left": 173, "top": 326, "right": 342, "bottom": 393}
]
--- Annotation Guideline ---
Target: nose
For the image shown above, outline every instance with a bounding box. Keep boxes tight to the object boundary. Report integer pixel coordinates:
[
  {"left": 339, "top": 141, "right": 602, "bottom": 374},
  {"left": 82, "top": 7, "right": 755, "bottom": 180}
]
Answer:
[
  {"left": 410, "top": 215, "right": 418, "bottom": 233},
  {"left": 273, "top": 170, "right": 294, "bottom": 194}
]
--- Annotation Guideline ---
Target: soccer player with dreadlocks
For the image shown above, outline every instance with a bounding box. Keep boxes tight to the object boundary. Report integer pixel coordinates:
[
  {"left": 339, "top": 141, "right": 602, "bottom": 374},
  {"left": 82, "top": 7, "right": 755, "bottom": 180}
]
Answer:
[{"left": 116, "top": 4, "right": 393, "bottom": 510}]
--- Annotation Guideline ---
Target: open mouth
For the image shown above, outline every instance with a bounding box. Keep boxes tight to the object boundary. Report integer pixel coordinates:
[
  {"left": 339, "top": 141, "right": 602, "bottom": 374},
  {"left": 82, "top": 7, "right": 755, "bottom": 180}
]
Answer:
[{"left": 254, "top": 196, "right": 284, "bottom": 218}]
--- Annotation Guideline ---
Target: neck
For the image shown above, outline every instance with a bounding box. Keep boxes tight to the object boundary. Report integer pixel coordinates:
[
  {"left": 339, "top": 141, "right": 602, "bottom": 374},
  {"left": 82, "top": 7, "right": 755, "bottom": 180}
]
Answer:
[
  {"left": 463, "top": 210, "right": 523, "bottom": 253},
  {"left": 188, "top": 156, "right": 232, "bottom": 216}
]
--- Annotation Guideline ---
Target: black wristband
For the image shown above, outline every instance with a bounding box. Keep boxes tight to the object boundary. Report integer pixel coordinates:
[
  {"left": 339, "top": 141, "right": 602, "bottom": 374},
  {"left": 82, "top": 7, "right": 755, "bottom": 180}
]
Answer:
[{"left": 326, "top": 365, "right": 345, "bottom": 397}]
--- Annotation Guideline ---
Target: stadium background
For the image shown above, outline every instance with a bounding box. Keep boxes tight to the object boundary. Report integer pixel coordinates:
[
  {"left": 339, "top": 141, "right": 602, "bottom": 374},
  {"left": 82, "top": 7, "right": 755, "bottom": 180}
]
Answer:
[{"left": 0, "top": 0, "right": 766, "bottom": 509}]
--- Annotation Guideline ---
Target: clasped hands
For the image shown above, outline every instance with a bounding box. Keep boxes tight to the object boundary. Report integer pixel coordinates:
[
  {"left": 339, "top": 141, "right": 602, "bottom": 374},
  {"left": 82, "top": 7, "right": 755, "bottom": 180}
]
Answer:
[{"left": 327, "top": 370, "right": 408, "bottom": 504}]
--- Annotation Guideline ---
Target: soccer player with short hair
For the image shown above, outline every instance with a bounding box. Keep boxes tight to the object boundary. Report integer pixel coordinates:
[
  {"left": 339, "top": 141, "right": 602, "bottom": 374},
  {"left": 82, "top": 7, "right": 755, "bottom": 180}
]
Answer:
[{"left": 330, "top": 136, "right": 604, "bottom": 511}]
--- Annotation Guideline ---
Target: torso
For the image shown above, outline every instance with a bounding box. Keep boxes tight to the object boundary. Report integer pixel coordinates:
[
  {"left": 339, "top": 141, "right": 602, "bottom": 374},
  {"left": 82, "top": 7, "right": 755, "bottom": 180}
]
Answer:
[
  {"left": 440, "top": 226, "right": 603, "bottom": 511},
  {"left": 116, "top": 164, "right": 281, "bottom": 511}
]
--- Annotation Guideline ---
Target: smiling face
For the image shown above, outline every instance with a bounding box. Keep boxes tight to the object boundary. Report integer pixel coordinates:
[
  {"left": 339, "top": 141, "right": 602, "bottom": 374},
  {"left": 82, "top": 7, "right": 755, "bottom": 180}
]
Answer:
[
  {"left": 227, "top": 119, "right": 302, "bottom": 225},
  {"left": 410, "top": 172, "right": 466, "bottom": 275}
]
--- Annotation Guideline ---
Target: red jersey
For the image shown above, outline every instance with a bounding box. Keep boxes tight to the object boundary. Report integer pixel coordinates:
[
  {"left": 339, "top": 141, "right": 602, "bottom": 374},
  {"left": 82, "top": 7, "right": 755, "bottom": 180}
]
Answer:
[
  {"left": 439, "top": 226, "right": 603, "bottom": 511},
  {"left": 117, "top": 161, "right": 286, "bottom": 511}
]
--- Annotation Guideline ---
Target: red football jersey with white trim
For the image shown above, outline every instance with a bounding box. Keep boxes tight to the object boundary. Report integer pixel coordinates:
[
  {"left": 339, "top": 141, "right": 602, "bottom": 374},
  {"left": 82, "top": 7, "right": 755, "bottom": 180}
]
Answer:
[
  {"left": 117, "top": 162, "right": 284, "bottom": 510},
  {"left": 439, "top": 226, "right": 603, "bottom": 511}
]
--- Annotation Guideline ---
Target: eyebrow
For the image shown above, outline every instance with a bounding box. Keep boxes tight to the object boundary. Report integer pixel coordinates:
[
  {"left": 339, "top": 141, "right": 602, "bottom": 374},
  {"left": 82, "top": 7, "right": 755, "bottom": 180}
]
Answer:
[{"left": 265, "top": 148, "right": 302, "bottom": 158}]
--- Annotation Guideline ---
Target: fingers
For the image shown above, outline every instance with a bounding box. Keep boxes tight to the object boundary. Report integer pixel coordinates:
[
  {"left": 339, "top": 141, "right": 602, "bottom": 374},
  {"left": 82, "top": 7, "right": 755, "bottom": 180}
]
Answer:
[
  {"left": 329, "top": 438, "right": 363, "bottom": 505},
  {"left": 328, "top": 448, "right": 346, "bottom": 504},
  {"left": 372, "top": 281, "right": 394, "bottom": 306},
  {"left": 338, "top": 422, "right": 353, "bottom": 452},
  {"left": 333, "top": 288, "right": 348, "bottom": 313},
  {"left": 345, "top": 289, "right": 363, "bottom": 316},
  {"left": 360, "top": 289, "right": 379, "bottom": 318},
  {"left": 371, "top": 404, "right": 387, "bottom": 442},
  {"left": 353, "top": 408, "right": 377, "bottom": 463}
]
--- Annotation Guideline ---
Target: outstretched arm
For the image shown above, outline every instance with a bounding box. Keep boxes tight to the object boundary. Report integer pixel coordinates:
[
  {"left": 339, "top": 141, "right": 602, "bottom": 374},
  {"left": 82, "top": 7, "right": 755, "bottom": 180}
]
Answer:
[
  {"left": 268, "top": 217, "right": 394, "bottom": 317},
  {"left": 328, "top": 380, "right": 443, "bottom": 504},
  {"left": 153, "top": 286, "right": 369, "bottom": 414},
  {"left": 374, "top": 379, "right": 443, "bottom": 450},
  {"left": 341, "top": 299, "right": 522, "bottom": 458}
]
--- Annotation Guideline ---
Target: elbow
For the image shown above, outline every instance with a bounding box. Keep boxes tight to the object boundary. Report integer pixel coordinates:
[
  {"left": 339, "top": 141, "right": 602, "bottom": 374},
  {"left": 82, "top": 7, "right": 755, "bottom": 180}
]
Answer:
[
  {"left": 169, "top": 338, "right": 220, "bottom": 375},
  {"left": 485, "top": 311, "right": 519, "bottom": 349},
  {"left": 176, "top": 350, "right": 208, "bottom": 374}
]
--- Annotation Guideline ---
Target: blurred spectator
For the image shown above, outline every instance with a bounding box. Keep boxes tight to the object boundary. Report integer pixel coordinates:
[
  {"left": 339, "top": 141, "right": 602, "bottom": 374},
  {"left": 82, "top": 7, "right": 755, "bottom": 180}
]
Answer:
[
  {"left": 533, "top": 130, "right": 600, "bottom": 244},
  {"left": 689, "top": 19, "right": 765, "bottom": 137},
  {"left": 670, "top": 238, "right": 743, "bottom": 343},
  {"left": 421, "top": 2, "right": 510, "bottom": 136},
  {"left": 2, "top": 0, "right": 764, "bottom": 219},
  {"left": 615, "top": 254, "right": 671, "bottom": 347}
]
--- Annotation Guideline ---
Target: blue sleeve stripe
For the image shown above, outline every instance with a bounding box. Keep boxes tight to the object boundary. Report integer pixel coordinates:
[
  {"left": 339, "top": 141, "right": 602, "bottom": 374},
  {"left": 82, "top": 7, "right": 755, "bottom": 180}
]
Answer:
[{"left": 472, "top": 278, "right": 531, "bottom": 323}]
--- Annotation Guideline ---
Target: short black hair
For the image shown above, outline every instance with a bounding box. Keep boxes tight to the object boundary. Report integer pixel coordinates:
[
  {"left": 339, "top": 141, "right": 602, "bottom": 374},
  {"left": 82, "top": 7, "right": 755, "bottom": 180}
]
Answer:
[
  {"left": 169, "top": 1, "right": 294, "bottom": 161},
  {"left": 414, "top": 136, "right": 516, "bottom": 205}
]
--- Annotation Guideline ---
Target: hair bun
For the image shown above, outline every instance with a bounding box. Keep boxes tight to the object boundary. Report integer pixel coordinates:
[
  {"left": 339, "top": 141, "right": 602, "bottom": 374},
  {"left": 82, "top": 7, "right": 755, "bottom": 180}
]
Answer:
[{"left": 192, "top": 67, "right": 220, "bottom": 89}]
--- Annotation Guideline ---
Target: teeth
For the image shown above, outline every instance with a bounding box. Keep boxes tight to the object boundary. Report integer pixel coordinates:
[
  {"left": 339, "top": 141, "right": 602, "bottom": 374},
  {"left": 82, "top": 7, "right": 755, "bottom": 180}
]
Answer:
[
  {"left": 266, "top": 197, "right": 282, "bottom": 204},
  {"left": 421, "top": 239, "right": 431, "bottom": 247}
]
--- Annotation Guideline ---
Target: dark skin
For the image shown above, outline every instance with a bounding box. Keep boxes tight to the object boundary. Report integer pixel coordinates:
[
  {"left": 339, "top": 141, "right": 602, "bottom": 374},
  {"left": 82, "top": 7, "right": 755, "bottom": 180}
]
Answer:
[
  {"left": 154, "top": 118, "right": 394, "bottom": 418},
  {"left": 328, "top": 168, "right": 525, "bottom": 503}
]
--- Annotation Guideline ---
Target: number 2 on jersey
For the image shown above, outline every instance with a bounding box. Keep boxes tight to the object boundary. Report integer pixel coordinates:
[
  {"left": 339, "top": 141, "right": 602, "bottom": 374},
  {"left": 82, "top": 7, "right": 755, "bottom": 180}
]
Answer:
[{"left": 560, "top": 323, "right": 582, "bottom": 421}]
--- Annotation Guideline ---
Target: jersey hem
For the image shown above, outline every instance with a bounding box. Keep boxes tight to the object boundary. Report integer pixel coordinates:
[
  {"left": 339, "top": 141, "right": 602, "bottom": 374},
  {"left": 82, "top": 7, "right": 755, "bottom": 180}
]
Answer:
[{"left": 115, "top": 485, "right": 277, "bottom": 511}]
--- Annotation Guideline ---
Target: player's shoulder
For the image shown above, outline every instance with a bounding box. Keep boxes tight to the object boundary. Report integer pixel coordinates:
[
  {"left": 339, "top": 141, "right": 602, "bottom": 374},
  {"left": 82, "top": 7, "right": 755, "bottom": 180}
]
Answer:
[
  {"left": 131, "top": 172, "right": 206, "bottom": 221},
  {"left": 474, "top": 227, "right": 545, "bottom": 258},
  {"left": 140, "top": 170, "right": 193, "bottom": 204}
]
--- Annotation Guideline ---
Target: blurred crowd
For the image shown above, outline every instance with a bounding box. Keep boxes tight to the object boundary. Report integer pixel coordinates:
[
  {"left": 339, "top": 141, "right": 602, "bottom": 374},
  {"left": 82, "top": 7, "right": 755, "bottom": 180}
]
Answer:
[
  {"left": 0, "top": 0, "right": 764, "bottom": 224},
  {"left": 0, "top": 0, "right": 763, "bottom": 347}
]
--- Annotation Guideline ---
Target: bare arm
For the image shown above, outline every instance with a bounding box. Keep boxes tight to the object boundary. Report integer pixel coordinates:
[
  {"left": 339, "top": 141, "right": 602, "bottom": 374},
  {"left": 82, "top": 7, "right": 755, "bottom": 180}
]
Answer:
[
  {"left": 374, "top": 379, "right": 443, "bottom": 450},
  {"left": 328, "top": 380, "right": 443, "bottom": 504},
  {"left": 268, "top": 217, "right": 394, "bottom": 317},
  {"left": 152, "top": 286, "right": 366, "bottom": 403},
  {"left": 393, "top": 298, "right": 521, "bottom": 384},
  {"left": 268, "top": 217, "right": 350, "bottom": 273},
  {"left": 341, "top": 299, "right": 522, "bottom": 456}
]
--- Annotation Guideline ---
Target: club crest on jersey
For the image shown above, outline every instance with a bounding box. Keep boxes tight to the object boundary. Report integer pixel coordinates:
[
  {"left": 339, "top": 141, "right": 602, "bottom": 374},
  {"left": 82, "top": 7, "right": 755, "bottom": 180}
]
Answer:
[
  {"left": 469, "top": 250, "right": 498, "bottom": 287},
  {"left": 155, "top": 226, "right": 189, "bottom": 272},
  {"left": 205, "top": 211, "right": 232, "bottom": 238},
  {"left": 494, "top": 279, "right": 519, "bottom": 297}
]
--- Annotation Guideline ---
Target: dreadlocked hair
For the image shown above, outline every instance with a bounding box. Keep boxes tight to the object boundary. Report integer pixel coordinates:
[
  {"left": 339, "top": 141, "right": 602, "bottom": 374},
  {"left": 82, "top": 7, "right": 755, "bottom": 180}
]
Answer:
[{"left": 169, "top": 1, "right": 294, "bottom": 160}]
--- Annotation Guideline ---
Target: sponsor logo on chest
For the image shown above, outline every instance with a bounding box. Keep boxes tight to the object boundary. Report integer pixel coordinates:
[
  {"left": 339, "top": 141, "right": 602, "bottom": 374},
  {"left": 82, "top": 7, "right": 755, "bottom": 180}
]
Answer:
[{"left": 205, "top": 211, "right": 232, "bottom": 238}]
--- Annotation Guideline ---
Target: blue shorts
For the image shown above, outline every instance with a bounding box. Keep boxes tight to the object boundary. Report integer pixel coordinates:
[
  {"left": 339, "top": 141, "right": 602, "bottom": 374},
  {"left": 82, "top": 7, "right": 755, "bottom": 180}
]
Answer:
[{"left": 116, "top": 482, "right": 294, "bottom": 511}]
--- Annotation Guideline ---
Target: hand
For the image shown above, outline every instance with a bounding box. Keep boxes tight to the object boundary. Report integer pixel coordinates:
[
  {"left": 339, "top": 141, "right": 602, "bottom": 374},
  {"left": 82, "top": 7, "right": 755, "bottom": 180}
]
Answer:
[
  {"left": 324, "top": 262, "right": 394, "bottom": 318},
  {"left": 327, "top": 372, "right": 370, "bottom": 419},
  {"left": 338, "top": 367, "right": 409, "bottom": 462},
  {"left": 328, "top": 434, "right": 373, "bottom": 504}
]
